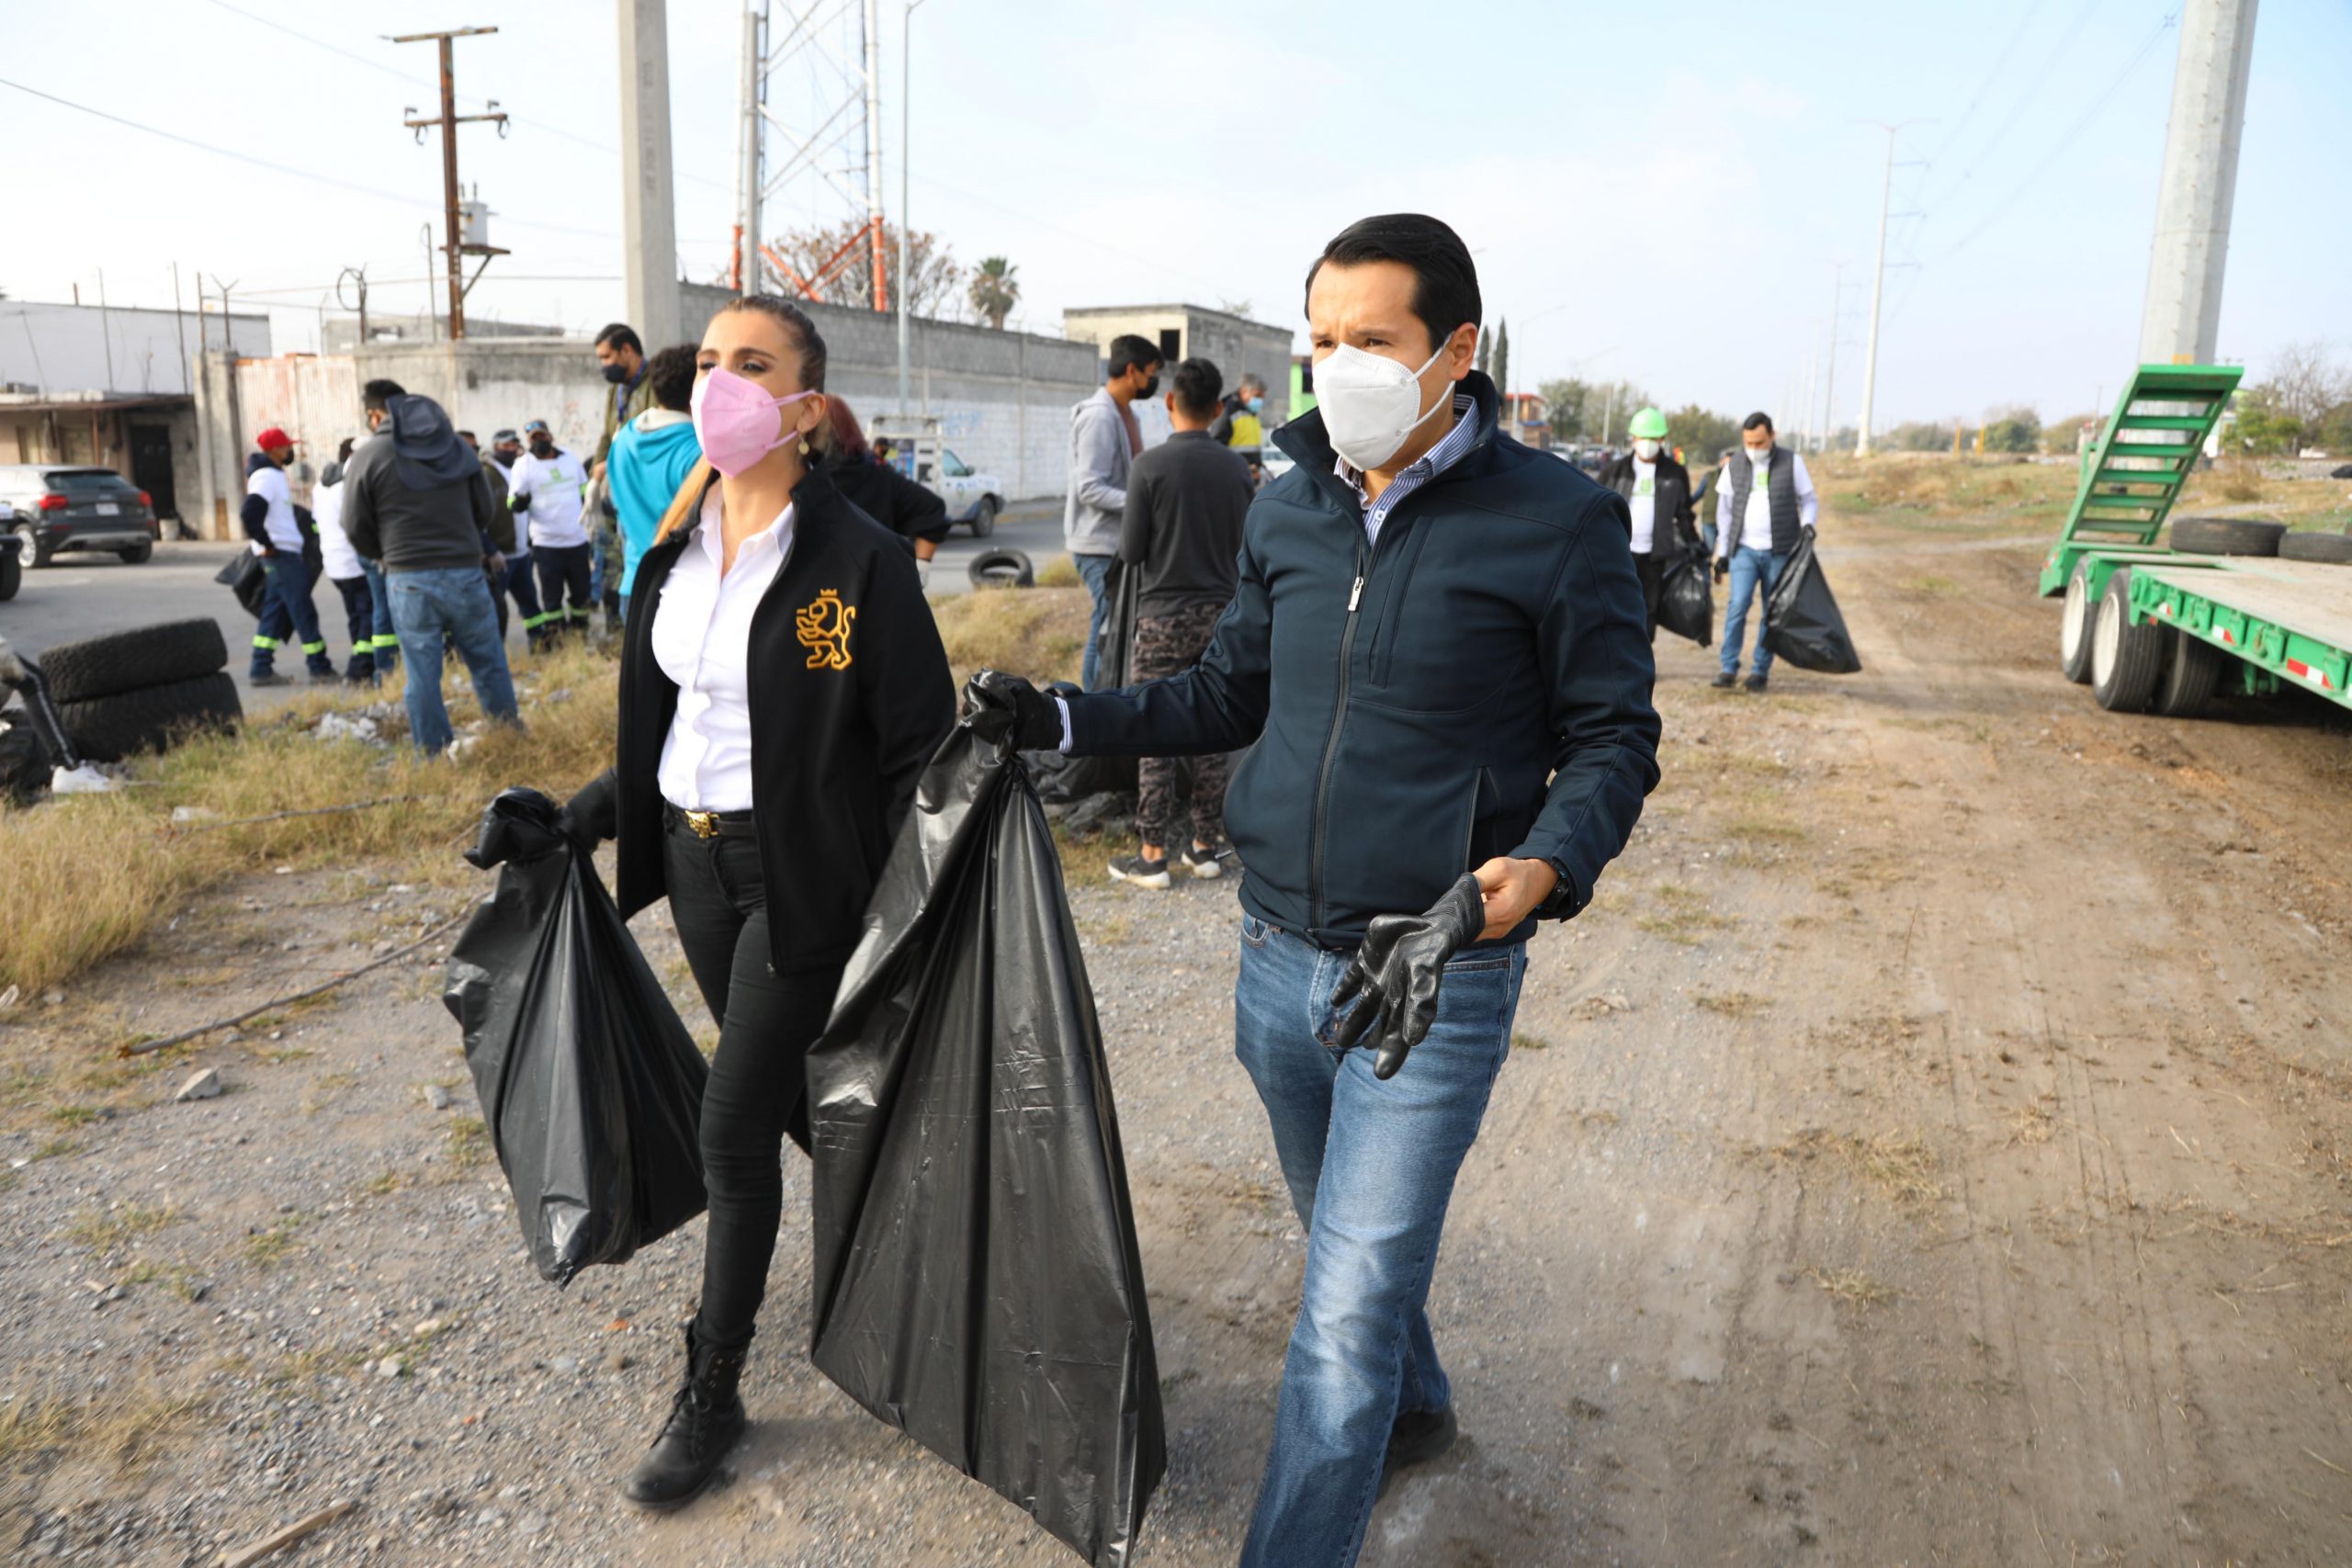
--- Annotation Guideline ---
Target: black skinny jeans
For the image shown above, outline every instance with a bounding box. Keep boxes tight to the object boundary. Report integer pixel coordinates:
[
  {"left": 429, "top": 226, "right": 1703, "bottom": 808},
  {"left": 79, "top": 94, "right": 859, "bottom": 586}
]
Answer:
[{"left": 662, "top": 824, "right": 841, "bottom": 1352}]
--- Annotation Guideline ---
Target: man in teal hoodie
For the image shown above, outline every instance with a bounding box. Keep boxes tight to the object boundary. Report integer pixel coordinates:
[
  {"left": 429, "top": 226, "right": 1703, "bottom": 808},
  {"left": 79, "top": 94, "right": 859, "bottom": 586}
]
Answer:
[{"left": 605, "top": 344, "right": 702, "bottom": 627}]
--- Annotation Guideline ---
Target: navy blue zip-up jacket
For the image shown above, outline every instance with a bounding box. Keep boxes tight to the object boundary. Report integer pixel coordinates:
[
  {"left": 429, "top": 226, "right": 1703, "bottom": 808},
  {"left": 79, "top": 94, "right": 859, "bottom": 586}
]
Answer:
[{"left": 1064, "top": 371, "right": 1660, "bottom": 948}]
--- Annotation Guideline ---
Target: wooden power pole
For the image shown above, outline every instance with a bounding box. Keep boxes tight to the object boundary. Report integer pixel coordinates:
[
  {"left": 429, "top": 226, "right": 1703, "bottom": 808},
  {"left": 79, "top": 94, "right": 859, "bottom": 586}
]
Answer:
[{"left": 393, "top": 27, "right": 507, "bottom": 340}]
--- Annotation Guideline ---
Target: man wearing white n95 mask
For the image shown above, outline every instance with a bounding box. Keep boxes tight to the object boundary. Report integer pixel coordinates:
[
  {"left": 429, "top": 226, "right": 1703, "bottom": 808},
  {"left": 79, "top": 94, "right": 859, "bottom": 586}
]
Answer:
[
  {"left": 1712, "top": 410, "right": 1819, "bottom": 693},
  {"left": 965, "top": 213, "right": 1659, "bottom": 1568}
]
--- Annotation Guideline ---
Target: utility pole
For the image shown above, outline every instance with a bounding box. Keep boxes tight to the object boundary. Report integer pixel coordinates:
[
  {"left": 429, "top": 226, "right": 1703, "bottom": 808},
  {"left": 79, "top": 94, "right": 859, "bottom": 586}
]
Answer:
[
  {"left": 616, "top": 1, "right": 683, "bottom": 346},
  {"left": 337, "top": 265, "right": 370, "bottom": 347},
  {"left": 898, "top": 0, "right": 930, "bottom": 413},
  {"left": 394, "top": 27, "right": 506, "bottom": 342},
  {"left": 1820, "top": 261, "right": 1843, "bottom": 452},
  {"left": 861, "top": 0, "right": 888, "bottom": 312},
  {"left": 2138, "top": 0, "right": 2258, "bottom": 365},
  {"left": 1854, "top": 122, "right": 1928, "bottom": 456},
  {"left": 733, "top": 3, "right": 766, "bottom": 295}
]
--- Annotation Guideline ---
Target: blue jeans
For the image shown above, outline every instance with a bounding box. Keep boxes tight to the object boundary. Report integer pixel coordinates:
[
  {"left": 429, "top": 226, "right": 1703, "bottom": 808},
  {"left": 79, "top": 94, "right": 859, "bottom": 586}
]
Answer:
[
  {"left": 384, "top": 566, "right": 520, "bottom": 755},
  {"left": 1719, "top": 545, "right": 1789, "bottom": 678},
  {"left": 1233, "top": 914, "right": 1525, "bottom": 1568},
  {"left": 1073, "top": 551, "right": 1115, "bottom": 690},
  {"left": 250, "top": 557, "right": 333, "bottom": 678},
  {"left": 360, "top": 559, "right": 398, "bottom": 672}
]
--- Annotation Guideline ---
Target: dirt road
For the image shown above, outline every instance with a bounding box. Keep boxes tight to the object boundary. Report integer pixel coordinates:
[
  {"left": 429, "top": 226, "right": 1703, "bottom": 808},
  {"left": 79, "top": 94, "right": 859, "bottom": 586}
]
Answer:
[{"left": 5, "top": 495, "right": 2349, "bottom": 1566}]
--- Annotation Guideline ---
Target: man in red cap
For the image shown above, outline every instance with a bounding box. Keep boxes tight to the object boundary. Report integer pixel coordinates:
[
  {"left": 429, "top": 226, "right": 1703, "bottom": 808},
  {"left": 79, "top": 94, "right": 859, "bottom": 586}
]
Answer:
[{"left": 244, "top": 428, "right": 334, "bottom": 685}]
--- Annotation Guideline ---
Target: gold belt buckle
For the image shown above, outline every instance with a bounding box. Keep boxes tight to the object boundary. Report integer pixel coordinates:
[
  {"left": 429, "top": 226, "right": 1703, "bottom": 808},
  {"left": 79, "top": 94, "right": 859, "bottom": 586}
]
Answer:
[{"left": 684, "top": 808, "right": 719, "bottom": 840}]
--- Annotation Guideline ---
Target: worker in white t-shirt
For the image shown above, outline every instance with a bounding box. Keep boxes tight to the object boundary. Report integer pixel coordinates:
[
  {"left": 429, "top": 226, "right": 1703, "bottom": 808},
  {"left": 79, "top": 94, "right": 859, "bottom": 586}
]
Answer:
[
  {"left": 311, "top": 435, "right": 386, "bottom": 682},
  {"left": 508, "top": 418, "right": 594, "bottom": 637},
  {"left": 242, "top": 427, "right": 334, "bottom": 685}
]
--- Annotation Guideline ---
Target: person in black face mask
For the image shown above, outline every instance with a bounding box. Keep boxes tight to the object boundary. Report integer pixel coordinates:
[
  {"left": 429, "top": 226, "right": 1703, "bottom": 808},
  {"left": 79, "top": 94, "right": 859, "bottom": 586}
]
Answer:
[{"left": 1064, "top": 333, "right": 1163, "bottom": 690}]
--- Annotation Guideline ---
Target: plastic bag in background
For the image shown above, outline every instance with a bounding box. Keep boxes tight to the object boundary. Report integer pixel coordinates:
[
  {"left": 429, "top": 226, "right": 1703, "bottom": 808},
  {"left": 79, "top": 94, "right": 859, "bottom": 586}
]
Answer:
[
  {"left": 213, "top": 552, "right": 266, "bottom": 619},
  {"left": 1657, "top": 550, "right": 1714, "bottom": 648},
  {"left": 808, "top": 721, "right": 1164, "bottom": 1568},
  {"left": 1762, "top": 534, "right": 1864, "bottom": 674},
  {"left": 442, "top": 787, "right": 710, "bottom": 1286}
]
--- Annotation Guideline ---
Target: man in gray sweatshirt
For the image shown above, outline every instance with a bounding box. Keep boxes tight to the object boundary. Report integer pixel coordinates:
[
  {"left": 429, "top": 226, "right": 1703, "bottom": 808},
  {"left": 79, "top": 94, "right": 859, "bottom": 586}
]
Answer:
[
  {"left": 342, "top": 379, "right": 520, "bottom": 755},
  {"left": 1065, "top": 333, "right": 1164, "bottom": 689}
]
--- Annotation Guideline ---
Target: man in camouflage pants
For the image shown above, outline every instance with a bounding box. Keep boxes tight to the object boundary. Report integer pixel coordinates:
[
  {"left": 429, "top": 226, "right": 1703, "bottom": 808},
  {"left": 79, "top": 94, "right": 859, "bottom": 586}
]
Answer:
[{"left": 1106, "top": 357, "right": 1257, "bottom": 890}]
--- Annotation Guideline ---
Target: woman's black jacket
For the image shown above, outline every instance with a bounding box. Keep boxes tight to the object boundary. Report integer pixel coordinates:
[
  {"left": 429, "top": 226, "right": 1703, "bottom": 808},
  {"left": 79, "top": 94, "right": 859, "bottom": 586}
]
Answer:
[
  {"left": 825, "top": 451, "right": 949, "bottom": 548},
  {"left": 571, "top": 463, "right": 956, "bottom": 976}
]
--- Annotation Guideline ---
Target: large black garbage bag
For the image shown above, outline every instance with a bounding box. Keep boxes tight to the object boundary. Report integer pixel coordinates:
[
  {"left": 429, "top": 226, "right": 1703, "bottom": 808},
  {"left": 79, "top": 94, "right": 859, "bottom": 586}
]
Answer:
[
  {"left": 1762, "top": 534, "right": 1863, "bottom": 674},
  {"left": 442, "top": 787, "right": 710, "bottom": 1286},
  {"left": 214, "top": 552, "right": 266, "bottom": 618},
  {"left": 1657, "top": 550, "right": 1714, "bottom": 647},
  {"left": 808, "top": 722, "right": 1164, "bottom": 1567}
]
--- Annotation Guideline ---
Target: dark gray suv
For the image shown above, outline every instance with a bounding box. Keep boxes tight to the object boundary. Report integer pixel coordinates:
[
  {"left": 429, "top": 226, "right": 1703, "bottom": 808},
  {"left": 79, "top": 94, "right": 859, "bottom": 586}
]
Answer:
[{"left": 0, "top": 466, "right": 161, "bottom": 567}]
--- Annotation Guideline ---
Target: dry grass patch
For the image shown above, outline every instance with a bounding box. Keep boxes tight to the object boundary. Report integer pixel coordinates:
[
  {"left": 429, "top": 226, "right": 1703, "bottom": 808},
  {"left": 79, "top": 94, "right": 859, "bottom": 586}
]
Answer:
[
  {"left": 930, "top": 584, "right": 1088, "bottom": 686},
  {"left": 243, "top": 1213, "right": 307, "bottom": 1269},
  {"left": 445, "top": 1113, "right": 492, "bottom": 1169},
  {"left": 1035, "top": 553, "right": 1082, "bottom": 590},
  {"left": 1772, "top": 1127, "right": 1942, "bottom": 1206},
  {"left": 1809, "top": 1267, "right": 1899, "bottom": 1308},
  {"left": 66, "top": 1201, "right": 182, "bottom": 1254},
  {"left": 0, "top": 1383, "right": 207, "bottom": 1473},
  {"left": 1635, "top": 883, "right": 1734, "bottom": 946},
  {"left": 1695, "top": 990, "right": 1770, "bottom": 1020}
]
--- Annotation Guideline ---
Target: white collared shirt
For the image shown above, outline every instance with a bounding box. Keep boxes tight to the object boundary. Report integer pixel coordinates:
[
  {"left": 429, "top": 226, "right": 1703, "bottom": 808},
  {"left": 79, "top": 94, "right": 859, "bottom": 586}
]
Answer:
[{"left": 652, "top": 488, "right": 796, "bottom": 812}]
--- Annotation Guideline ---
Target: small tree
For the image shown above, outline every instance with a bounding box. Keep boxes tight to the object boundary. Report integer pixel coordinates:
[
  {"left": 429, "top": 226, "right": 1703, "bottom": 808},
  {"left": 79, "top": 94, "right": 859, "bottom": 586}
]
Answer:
[
  {"left": 1492, "top": 318, "right": 1510, "bottom": 398},
  {"left": 1476, "top": 329, "right": 1491, "bottom": 379},
  {"left": 1539, "top": 377, "right": 1589, "bottom": 441},
  {"left": 967, "top": 256, "right": 1021, "bottom": 330},
  {"left": 1982, "top": 404, "right": 2041, "bottom": 454}
]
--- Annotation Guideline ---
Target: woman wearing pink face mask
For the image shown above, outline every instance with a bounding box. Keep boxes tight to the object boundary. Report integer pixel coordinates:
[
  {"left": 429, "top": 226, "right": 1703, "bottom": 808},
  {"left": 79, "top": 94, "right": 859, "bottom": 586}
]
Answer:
[{"left": 559, "top": 295, "right": 955, "bottom": 1510}]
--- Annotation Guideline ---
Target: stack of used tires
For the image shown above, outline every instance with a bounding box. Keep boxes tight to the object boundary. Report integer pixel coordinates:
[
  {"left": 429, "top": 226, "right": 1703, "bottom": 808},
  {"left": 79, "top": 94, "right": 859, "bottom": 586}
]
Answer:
[{"left": 39, "top": 618, "right": 243, "bottom": 761}]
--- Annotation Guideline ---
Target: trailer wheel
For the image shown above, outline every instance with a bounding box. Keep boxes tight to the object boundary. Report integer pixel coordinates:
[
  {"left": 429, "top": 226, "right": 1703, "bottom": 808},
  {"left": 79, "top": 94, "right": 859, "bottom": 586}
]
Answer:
[
  {"left": 2171, "top": 515, "right": 2285, "bottom": 557},
  {"left": 2278, "top": 529, "right": 2352, "bottom": 565},
  {"left": 2091, "top": 568, "right": 2164, "bottom": 712},
  {"left": 2059, "top": 559, "right": 2098, "bottom": 684},
  {"left": 2152, "top": 627, "right": 2223, "bottom": 717}
]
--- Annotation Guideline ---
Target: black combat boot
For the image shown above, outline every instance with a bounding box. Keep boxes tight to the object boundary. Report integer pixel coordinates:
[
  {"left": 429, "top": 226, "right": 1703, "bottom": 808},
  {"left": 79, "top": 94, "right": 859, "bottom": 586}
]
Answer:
[{"left": 621, "top": 1324, "right": 749, "bottom": 1510}]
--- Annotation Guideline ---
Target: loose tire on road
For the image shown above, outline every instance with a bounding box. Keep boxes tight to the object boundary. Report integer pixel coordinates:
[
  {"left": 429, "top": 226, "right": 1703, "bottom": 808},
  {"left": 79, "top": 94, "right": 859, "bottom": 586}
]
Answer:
[
  {"left": 967, "top": 547, "right": 1034, "bottom": 590},
  {"left": 967, "top": 496, "right": 998, "bottom": 538},
  {"left": 2152, "top": 627, "right": 2225, "bottom": 718},
  {"left": 38, "top": 617, "right": 231, "bottom": 704},
  {"left": 2091, "top": 568, "right": 2165, "bottom": 713},
  {"left": 2171, "top": 515, "right": 2285, "bottom": 558},
  {"left": 2278, "top": 529, "right": 2352, "bottom": 565},
  {"left": 60, "top": 671, "right": 241, "bottom": 762},
  {"left": 2059, "top": 559, "right": 2098, "bottom": 684},
  {"left": 117, "top": 541, "right": 153, "bottom": 565}
]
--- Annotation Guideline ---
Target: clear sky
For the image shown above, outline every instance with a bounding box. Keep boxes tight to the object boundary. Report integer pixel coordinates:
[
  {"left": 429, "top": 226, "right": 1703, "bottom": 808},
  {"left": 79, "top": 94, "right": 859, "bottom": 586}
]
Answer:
[{"left": 2, "top": 0, "right": 2343, "bottom": 430}]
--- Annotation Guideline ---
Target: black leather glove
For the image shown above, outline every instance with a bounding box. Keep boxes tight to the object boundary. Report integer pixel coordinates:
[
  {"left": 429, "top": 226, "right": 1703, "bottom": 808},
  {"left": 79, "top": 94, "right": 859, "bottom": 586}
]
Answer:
[
  {"left": 1330, "top": 874, "right": 1487, "bottom": 1080},
  {"left": 559, "top": 769, "right": 618, "bottom": 852},
  {"left": 1712, "top": 558, "right": 1728, "bottom": 582},
  {"left": 962, "top": 669, "right": 1065, "bottom": 752}
]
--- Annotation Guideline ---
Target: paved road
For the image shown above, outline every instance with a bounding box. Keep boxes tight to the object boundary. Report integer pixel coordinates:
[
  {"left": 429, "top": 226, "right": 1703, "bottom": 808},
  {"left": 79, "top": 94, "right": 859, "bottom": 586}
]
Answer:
[
  {"left": 0, "top": 497, "right": 1069, "bottom": 711},
  {"left": 927, "top": 498, "right": 1063, "bottom": 593}
]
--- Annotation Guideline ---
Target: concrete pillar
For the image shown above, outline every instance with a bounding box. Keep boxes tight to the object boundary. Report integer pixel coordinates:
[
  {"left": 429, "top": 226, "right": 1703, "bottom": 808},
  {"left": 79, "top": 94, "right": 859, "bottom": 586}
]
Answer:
[
  {"left": 2138, "top": 0, "right": 2258, "bottom": 366},
  {"left": 618, "top": 0, "right": 684, "bottom": 349}
]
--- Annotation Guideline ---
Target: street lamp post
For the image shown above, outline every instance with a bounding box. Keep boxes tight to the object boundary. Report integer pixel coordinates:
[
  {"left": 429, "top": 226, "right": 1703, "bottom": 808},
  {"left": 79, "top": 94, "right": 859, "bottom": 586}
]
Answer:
[{"left": 896, "top": 0, "right": 929, "bottom": 416}]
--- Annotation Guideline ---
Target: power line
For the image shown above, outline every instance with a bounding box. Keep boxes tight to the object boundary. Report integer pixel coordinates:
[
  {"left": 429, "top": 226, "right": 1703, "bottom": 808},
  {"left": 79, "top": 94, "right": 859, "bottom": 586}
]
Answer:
[
  {"left": 1922, "top": 0, "right": 2107, "bottom": 218},
  {"left": 1924, "top": 1, "right": 2049, "bottom": 171},
  {"left": 0, "top": 75, "right": 620, "bottom": 243},
  {"left": 191, "top": 0, "right": 734, "bottom": 195},
  {"left": 1938, "top": 11, "right": 2177, "bottom": 261}
]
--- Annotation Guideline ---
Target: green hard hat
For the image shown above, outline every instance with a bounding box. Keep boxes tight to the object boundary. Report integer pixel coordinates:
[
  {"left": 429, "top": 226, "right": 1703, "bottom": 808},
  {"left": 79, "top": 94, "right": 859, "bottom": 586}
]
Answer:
[{"left": 1628, "top": 406, "right": 1668, "bottom": 439}]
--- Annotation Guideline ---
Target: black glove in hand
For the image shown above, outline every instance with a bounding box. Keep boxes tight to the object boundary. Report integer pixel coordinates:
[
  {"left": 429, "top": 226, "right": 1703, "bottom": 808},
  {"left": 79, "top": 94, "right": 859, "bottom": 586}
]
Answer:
[
  {"left": 962, "top": 669, "right": 1064, "bottom": 752},
  {"left": 559, "top": 770, "right": 618, "bottom": 853},
  {"left": 1330, "top": 874, "right": 1487, "bottom": 1080},
  {"left": 1712, "top": 558, "right": 1728, "bottom": 582}
]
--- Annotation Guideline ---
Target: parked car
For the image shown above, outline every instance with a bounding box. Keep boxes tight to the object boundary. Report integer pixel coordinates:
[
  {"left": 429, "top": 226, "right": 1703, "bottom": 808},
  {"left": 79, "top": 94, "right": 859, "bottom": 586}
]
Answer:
[
  {"left": 935, "top": 448, "right": 1003, "bottom": 537},
  {"left": 0, "top": 466, "right": 162, "bottom": 567},
  {"left": 0, "top": 518, "right": 19, "bottom": 604}
]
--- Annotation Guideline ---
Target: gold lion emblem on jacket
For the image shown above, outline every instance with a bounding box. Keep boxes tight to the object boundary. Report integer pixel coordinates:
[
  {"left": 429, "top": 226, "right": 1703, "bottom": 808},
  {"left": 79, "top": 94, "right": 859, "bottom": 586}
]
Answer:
[{"left": 795, "top": 589, "right": 856, "bottom": 671}]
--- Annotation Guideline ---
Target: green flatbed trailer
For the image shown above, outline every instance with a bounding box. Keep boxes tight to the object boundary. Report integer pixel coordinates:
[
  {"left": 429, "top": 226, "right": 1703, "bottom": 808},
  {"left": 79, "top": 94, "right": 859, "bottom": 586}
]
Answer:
[{"left": 2040, "top": 364, "right": 2352, "bottom": 718}]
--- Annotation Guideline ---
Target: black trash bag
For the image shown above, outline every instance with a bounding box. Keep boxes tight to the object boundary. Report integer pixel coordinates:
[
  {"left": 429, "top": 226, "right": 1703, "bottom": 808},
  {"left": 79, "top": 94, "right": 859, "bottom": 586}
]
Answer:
[
  {"left": 1023, "top": 747, "right": 1138, "bottom": 806},
  {"left": 1762, "top": 534, "right": 1863, "bottom": 674},
  {"left": 808, "top": 722, "right": 1164, "bottom": 1568},
  {"left": 214, "top": 551, "right": 266, "bottom": 619},
  {"left": 1657, "top": 550, "right": 1714, "bottom": 648},
  {"left": 442, "top": 787, "right": 710, "bottom": 1286},
  {"left": 1096, "top": 555, "right": 1142, "bottom": 691}
]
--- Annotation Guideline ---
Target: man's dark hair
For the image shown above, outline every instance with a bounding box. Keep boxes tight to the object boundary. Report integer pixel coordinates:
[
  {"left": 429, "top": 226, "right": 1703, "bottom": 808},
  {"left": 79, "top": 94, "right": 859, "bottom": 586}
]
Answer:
[
  {"left": 594, "top": 322, "right": 644, "bottom": 356},
  {"left": 646, "top": 344, "right": 696, "bottom": 412},
  {"left": 1742, "top": 412, "right": 1775, "bottom": 434},
  {"left": 361, "top": 378, "right": 406, "bottom": 413},
  {"left": 1171, "top": 357, "right": 1223, "bottom": 420},
  {"left": 1305, "top": 214, "right": 1481, "bottom": 355},
  {"left": 456, "top": 428, "right": 476, "bottom": 443},
  {"left": 1107, "top": 333, "right": 1164, "bottom": 379}
]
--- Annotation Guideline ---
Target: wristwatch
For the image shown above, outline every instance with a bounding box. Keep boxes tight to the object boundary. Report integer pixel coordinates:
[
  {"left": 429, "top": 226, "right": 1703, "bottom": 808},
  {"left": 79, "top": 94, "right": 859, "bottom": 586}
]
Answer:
[{"left": 1532, "top": 856, "right": 1582, "bottom": 920}]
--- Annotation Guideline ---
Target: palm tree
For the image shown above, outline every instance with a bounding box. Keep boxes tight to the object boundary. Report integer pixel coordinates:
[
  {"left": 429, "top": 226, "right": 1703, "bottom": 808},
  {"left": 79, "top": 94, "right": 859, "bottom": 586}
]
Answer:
[{"left": 968, "top": 256, "right": 1020, "bottom": 330}]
